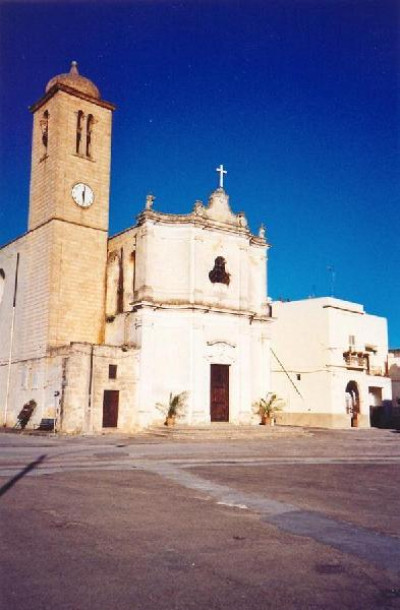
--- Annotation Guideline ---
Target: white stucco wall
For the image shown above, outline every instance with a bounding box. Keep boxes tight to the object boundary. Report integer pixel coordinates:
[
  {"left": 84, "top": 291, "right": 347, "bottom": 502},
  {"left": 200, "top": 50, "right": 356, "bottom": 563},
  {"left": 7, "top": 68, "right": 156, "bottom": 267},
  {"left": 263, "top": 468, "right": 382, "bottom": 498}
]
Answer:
[
  {"left": 389, "top": 350, "right": 400, "bottom": 408},
  {"left": 118, "top": 307, "right": 271, "bottom": 427},
  {"left": 271, "top": 298, "right": 391, "bottom": 428}
]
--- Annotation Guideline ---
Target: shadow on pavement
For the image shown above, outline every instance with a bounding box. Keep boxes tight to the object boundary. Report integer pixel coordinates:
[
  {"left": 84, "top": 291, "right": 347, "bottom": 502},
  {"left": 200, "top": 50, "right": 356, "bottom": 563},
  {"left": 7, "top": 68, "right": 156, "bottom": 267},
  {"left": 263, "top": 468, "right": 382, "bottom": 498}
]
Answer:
[{"left": 0, "top": 454, "right": 47, "bottom": 498}]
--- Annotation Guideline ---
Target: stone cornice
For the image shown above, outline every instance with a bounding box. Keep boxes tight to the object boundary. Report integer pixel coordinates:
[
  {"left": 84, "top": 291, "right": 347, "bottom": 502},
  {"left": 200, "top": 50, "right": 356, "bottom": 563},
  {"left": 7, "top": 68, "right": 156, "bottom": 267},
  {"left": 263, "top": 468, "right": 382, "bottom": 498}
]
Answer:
[
  {"left": 136, "top": 209, "right": 269, "bottom": 247},
  {"left": 127, "top": 299, "right": 272, "bottom": 321},
  {"left": 29, "top": 84, "right": 116, "bottom": 113}
]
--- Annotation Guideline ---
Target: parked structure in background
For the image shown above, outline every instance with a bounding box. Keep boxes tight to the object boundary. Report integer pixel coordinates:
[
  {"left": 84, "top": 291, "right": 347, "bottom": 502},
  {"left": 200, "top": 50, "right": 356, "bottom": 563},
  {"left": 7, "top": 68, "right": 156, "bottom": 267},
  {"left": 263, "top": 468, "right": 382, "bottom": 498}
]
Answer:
[
  {"left": 270, "top": 298, "right": 392, "bottom": 428},
  {"left": 0, "top": 63, "right": 393, "bottom": 433}
]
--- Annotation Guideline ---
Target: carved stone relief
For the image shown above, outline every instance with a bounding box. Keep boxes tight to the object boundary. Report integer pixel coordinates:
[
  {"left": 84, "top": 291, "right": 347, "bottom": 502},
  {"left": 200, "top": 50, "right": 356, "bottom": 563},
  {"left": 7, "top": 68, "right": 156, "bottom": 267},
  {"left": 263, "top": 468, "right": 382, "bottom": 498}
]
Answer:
[{"left": 206, "top": 340, "right": 236, "bottom": 364}]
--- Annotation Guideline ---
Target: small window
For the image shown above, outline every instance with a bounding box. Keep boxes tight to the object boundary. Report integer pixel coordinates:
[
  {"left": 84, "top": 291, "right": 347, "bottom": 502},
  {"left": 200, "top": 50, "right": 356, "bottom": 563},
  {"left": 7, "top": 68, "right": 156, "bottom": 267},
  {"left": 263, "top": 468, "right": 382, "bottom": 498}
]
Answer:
[
  {"left": 109, "top": 364, "right": 117, "bottom": 380},
  {"left": 209, "top": 256, "right": 231, "bottom": 286},
  {"left": 86, "top": 114, "right": 94, "bottom": 157},
  {"left": 40, "top": 110, "right": 49, "bottom": 153},
  {"left": 349, "top": 335, "right": 356, "bottom": 348},
  {"left": 76, "top": 110, "right": 84, "bottom": 154},
  {"left": 0, "top": 269, "right": 5, "bottom": 305}
]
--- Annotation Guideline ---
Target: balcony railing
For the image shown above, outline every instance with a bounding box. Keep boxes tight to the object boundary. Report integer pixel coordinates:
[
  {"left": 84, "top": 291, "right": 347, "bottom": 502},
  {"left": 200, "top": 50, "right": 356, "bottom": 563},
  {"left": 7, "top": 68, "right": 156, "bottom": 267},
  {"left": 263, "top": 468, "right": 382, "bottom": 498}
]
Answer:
[
  {"left": 343, "top": 351, "right": 387, "bottom": 376},
  {"left": 343, "top": 351, "right": 368, "bottom": 369}
]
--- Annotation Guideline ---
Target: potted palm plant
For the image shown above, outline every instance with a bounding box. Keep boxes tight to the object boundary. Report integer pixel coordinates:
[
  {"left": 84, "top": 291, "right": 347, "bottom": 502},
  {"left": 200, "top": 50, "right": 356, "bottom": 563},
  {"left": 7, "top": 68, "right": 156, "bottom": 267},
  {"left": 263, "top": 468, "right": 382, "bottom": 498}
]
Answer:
[
  {"left": 156, "top": 391, "right": 188, "bottom": 426},
  {"left": 253, "top": 393, "right": 284, "bottom": 426}
]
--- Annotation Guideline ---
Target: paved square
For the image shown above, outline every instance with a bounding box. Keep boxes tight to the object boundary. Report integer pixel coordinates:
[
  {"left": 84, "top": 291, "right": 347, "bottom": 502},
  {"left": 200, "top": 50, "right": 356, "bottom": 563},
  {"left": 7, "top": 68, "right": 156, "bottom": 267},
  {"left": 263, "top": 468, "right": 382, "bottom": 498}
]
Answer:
[{"left": 1, "top": 428, "right": 399, "bottom": 609}]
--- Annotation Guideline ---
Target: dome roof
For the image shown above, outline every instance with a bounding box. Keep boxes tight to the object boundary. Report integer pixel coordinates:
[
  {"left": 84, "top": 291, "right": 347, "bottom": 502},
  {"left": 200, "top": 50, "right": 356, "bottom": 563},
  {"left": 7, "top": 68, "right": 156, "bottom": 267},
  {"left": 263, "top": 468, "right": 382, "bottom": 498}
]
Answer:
[{"left": 45, "top": 61, "right": 100, "bottom": 99}]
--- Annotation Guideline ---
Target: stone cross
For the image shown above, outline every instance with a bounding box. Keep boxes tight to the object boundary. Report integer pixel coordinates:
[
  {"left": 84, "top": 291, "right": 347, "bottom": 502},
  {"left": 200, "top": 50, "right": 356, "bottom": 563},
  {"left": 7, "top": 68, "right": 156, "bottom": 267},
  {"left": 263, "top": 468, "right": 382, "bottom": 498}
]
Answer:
[{"left": 216, "top": 164, "right": 227, "bottom": 189}]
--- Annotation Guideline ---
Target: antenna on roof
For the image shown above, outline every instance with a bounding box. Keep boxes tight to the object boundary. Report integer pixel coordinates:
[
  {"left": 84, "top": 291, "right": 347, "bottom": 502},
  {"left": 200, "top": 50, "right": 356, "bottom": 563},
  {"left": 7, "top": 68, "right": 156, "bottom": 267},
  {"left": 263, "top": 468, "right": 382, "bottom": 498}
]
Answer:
[{"left": 327, "top": 265, "right": 336, "bottom": 297}]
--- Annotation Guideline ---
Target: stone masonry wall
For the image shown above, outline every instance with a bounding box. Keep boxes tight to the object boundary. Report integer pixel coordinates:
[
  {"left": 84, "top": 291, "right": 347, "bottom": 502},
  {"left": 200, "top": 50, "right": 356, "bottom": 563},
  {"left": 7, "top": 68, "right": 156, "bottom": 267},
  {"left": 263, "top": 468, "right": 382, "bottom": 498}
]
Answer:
[
  {"left": 61, "top": 343, "right": 137, "bottom": 434},
  {"left": 29, "top": 90, "right": 113, "bottom": 233}
]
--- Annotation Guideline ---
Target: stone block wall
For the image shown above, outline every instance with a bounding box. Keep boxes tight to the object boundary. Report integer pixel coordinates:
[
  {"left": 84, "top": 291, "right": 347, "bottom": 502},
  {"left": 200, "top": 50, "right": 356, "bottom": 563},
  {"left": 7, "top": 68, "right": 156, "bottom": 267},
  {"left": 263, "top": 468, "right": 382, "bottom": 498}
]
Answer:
[
  {"left": 61, "top": 343, "right": 137, "bottom": 434},
  {"left": 29, "top": 90, "right": 113, "bottom": 233}
]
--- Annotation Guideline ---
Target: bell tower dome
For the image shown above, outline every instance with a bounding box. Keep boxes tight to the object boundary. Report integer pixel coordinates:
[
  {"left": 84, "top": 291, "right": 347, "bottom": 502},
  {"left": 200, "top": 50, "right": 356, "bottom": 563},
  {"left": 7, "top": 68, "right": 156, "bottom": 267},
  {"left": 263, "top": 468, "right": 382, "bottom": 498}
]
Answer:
[{"left": 45, "top": 60, "right": 101, "bottom": 99}]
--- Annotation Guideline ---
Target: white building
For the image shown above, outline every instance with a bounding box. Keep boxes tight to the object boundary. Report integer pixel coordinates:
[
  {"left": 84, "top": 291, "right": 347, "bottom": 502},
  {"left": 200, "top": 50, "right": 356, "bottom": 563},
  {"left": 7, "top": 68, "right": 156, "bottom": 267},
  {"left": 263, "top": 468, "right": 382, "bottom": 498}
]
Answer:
[
  {"left": 270, "top": 298, "right": 392, "bottom": 428},
  {"left": 388, "top": 349, "right": 400, "bottom": 410}
]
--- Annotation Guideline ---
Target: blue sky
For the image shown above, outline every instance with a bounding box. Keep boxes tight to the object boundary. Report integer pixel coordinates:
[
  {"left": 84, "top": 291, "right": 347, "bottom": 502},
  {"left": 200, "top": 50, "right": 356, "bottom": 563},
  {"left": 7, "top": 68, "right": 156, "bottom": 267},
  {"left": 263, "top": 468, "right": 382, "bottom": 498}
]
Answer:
[{"left": 0, "top": 0, "right": 399, "bottom": 345}]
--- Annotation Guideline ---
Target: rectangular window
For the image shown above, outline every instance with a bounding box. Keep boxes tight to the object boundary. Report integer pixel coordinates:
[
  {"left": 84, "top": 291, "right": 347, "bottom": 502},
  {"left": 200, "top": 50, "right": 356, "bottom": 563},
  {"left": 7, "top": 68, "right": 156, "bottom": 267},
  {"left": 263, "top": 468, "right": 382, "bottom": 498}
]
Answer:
[
  {"left": 349, "top": 335, "right": 356, "bottom": 348},
  {"left": 109, "top": 364, "right": 117, "bottom": 380}
]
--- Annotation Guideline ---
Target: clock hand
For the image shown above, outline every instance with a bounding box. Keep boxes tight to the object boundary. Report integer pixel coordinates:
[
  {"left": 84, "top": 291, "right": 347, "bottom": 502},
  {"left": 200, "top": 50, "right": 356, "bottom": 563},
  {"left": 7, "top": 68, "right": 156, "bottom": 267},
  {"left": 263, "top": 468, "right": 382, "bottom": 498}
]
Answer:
[{"left": 82, "top": 186, "right": 86, "bottom": 204}]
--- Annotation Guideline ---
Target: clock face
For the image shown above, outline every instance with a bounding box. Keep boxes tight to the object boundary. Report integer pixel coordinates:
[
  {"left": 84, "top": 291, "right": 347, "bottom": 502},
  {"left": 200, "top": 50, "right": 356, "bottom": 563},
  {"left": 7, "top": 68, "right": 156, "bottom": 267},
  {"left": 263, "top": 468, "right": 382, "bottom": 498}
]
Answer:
[{"left": 71, "top": 183, "right": 94, "bottom": 208}]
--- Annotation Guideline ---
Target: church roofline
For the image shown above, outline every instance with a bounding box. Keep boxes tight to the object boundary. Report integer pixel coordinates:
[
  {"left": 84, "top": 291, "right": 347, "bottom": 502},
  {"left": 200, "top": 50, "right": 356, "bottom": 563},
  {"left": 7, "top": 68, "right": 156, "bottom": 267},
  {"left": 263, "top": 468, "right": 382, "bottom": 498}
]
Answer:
[
  {"left": 108, "top": 224, "right": 137, "bottom": 242},
  {"left": 29, "top": 83, "right": 116, "bottom": 113},
  {"left": 134, "top": 209, "right": 269, "bottom": 246}
]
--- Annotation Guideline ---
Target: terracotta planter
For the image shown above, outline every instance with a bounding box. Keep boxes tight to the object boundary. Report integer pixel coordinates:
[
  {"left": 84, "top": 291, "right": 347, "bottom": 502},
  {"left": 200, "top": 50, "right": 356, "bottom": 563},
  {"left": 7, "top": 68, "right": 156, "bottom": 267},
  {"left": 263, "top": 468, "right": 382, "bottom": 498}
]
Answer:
[
  {"left": 164, "top": 416, "right": 176, "bottom": 427},
  {"left": 260, "top": 414, "right": 272, "bottom": 426}
]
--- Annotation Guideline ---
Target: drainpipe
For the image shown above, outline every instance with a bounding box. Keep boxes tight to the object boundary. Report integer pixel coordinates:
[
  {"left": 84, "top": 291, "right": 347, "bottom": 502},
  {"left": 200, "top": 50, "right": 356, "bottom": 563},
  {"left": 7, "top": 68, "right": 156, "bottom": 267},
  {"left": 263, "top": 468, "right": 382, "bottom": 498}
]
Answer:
[
  {"left": 3, "top": 252, "right": 19, "bottom": 427},
  {"left": 87, "top": 345, "right": 94, "bottom": 433}
]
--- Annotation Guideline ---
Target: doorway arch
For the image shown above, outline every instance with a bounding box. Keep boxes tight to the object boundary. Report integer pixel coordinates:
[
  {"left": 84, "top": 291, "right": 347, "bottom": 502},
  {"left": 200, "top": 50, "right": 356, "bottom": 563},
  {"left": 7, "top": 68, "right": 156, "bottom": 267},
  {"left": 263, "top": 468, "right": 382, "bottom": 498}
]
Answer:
[{"left": 345, "top": 380, "right": 360, "bottom": 427}]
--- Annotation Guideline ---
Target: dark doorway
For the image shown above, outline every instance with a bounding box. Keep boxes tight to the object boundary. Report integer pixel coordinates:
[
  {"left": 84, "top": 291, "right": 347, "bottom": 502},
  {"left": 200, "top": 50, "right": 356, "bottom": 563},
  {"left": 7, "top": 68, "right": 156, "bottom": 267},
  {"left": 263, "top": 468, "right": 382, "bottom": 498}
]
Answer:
[
  {"left": 103, "top": 390, "right": 119, "bottom": 428},
  {"left": 210, "top": 364, "right": 229, "bottom": 422},
  {"left": 345, "top": 380, "right": 360, "bottom": 427}
]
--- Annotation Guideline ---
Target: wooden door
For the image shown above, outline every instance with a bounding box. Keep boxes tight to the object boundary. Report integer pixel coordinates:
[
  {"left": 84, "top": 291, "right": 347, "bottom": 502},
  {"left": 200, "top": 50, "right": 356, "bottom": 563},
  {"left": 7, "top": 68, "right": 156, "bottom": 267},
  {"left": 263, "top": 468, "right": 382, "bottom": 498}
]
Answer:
[
  {"left": 103, "top": 390, "right": 119, "bottom": 428},
  {"left": 210, "top": 364, "right": 229, "bottom": 422}
]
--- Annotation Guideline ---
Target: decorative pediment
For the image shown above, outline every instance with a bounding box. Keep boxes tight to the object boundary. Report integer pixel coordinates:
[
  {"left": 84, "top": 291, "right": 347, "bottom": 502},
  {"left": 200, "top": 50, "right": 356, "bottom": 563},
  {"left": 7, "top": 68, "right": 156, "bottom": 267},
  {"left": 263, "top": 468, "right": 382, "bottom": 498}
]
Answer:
[
  {"left": 135, "top": 186, "right": 264, "bottom": 239},
  {"left": 206, "top": 340, "right": 236, "bottom": 364},
  {"left": 194, "top": 188, "right": 247, "bottom": 228}
]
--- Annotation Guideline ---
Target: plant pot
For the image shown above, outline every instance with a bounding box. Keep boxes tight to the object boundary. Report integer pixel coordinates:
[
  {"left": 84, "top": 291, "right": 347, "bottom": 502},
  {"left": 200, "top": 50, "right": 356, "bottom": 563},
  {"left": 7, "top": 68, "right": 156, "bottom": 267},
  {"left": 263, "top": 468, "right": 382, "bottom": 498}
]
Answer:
[
  {"left": 164, "top": 416, "right": 176, "bottom": 427},
  {"left": 260, "top": 414, "right": 272, "bottom": 426}
]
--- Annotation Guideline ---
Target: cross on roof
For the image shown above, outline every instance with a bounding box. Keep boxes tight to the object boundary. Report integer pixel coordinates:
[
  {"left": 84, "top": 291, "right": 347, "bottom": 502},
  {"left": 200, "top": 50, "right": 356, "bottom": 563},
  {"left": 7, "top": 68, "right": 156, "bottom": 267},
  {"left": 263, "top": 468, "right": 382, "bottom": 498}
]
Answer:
[{"left": 216, "top": 164, "right": 227, "bottom": 189}]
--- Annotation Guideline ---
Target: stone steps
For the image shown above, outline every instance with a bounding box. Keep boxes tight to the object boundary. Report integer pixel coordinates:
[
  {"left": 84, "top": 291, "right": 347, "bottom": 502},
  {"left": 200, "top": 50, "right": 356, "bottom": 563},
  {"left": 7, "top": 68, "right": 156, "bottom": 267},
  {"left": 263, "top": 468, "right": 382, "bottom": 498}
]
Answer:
[{"left": 140, "top": 423, "right": 309, "bottom": 440}]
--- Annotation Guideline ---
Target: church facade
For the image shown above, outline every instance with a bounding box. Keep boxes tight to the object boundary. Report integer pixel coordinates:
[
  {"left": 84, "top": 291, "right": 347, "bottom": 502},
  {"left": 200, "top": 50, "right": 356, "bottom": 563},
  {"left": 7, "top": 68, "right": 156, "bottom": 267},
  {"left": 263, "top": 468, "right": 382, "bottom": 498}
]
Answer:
[
  {"left": 0, "top": 63, "right": 272, "bottom": 433},
  {"left": 1, "top": 63, "right": 393, "bottom": 432}
]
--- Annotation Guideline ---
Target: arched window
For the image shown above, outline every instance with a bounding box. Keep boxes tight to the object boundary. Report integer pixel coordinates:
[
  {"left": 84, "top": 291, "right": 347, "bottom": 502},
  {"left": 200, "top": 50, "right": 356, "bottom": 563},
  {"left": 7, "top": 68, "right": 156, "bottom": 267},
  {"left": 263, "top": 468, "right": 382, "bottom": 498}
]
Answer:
[
  {"left": 39, "top": 110, "right": 49, "bottom": 155},
  {"left": 0, "top": 269, "right": 5, "bottom": 305},
  {"left": 76, "top": 110, "right": 84, "bottom": 154},
  {"left": 86, "top": 114, "right": 94, "bottom": 158}
]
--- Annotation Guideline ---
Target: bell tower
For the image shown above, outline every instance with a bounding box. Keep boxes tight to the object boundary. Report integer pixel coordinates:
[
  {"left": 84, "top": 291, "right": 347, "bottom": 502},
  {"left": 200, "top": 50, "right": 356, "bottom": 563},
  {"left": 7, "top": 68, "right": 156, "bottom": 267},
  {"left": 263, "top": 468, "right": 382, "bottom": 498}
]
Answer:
[
  {"left": 29, "top": 60, "right": 115, "bottom": 231},
  {"left": 28, "top": 62, "right": 116, "bottom": 346}
]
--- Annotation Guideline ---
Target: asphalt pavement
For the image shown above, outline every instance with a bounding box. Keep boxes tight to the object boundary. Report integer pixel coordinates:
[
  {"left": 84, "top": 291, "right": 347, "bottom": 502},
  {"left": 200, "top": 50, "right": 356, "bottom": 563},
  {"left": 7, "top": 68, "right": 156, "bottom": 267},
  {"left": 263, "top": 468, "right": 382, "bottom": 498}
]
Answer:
[{"left": 1, "top": 427, "right": 399, "bottom": 609}]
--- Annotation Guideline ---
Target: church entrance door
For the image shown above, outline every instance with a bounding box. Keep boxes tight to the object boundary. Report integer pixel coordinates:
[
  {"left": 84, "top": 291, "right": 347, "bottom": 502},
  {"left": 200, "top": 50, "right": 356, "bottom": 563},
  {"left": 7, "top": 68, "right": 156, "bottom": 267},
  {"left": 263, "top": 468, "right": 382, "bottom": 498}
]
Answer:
[
  {"left": 210, "top": 364, "right": 229, "bottom": 422},
  {"left": 103, "top": 390, "right": 119, "bottom": 427}
]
